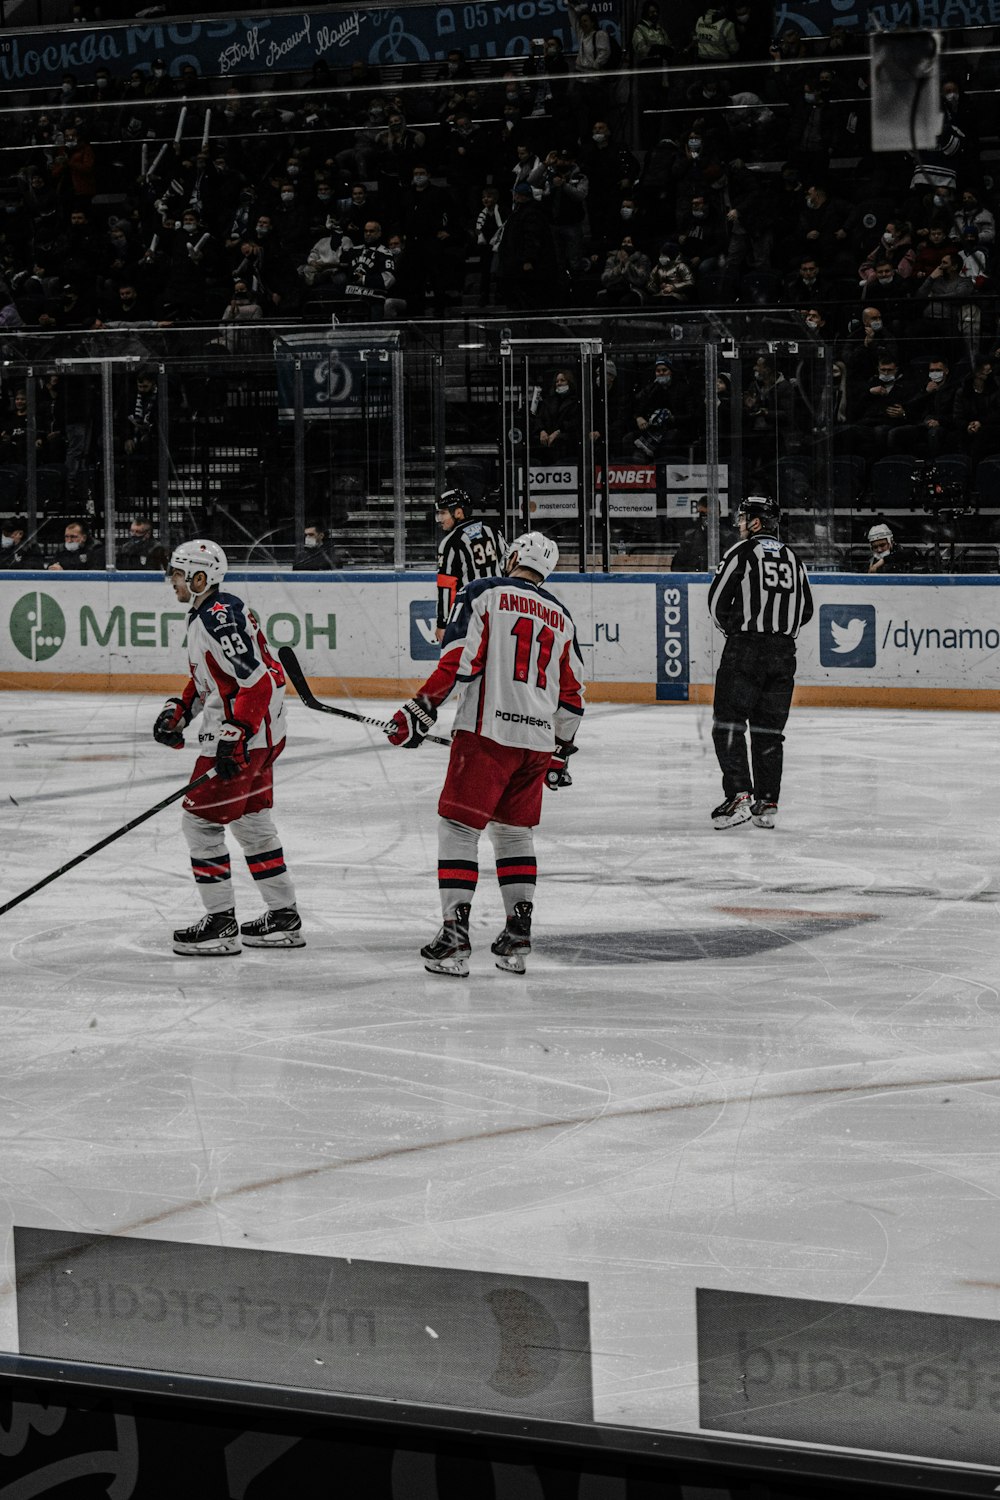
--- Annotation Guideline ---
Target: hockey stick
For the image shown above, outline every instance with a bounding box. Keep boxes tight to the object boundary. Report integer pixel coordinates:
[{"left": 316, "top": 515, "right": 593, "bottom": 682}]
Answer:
[
  {"left": 0, "top": 769, "right": 215, "bottom": 918},
  {"left": 278, "top": 646, "right": 452, "bottom": 747}
]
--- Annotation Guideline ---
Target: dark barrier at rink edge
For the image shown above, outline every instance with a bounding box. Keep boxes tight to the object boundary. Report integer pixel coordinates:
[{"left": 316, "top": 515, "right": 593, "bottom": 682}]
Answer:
[
  {"left": 7, "top": 1232, "right": 1000, "bottom": 1500},
  {"left": 0, "top": 1358, "right": 997, "bottom": 1500}
]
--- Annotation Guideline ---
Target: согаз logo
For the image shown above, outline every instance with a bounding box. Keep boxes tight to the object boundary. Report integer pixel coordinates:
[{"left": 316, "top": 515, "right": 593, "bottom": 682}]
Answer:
[
  {"left": 819, "top": 603, "right": 876, "bottom": 668},
  {"left": 10, "top": 591, "right": 66, "bottom": 661}
]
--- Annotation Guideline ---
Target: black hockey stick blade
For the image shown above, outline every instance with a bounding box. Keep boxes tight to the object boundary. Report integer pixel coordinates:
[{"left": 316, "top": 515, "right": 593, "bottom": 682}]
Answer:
[
  {"left": 0, "top": 768, "right": 215, "bottom": 918},
  {"left": 278, "top": 645, "right": 451, "bottom": 746}
]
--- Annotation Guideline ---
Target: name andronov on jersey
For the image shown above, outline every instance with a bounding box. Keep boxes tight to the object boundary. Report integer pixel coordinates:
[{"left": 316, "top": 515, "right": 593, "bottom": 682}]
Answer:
[
  {"left": 498, "top": 593, "right": 565, "bottom": 630},
  {"left": 495, "top": 710, "right": 550, "bottom": 727}
]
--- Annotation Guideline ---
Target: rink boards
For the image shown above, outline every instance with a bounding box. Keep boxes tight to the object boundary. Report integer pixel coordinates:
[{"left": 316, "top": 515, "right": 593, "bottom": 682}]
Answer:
[{"left": 1, "top": 570, "right": 999, "bottom": 708}]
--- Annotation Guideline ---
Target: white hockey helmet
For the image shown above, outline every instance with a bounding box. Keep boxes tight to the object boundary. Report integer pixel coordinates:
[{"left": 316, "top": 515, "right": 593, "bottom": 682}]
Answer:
[
  {"left": 507, "top": 530, "right": 559, "bottom": 581},
  {"left": 867, "top": 522, "right": 893, "bottom": 550},
  {"left": 168, "top": 538, "right": 228, "bottom": 589}
]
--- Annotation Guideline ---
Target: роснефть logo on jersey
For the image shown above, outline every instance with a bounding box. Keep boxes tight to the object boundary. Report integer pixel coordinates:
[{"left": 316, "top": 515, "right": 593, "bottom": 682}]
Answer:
[
  {"left": 819, "top": 603, "right": 876, "bottom": 668},
  {"left": 9, "top": 591, "right": 66, "bottom": 661}
]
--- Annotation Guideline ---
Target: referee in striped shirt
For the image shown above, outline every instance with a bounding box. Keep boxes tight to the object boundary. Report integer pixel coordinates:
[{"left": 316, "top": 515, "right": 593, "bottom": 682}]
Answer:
[
  {"left": 707, "top": 494, "right": 813, "bottom": 830},
  {"left": 435, "top": 488, "right": 507, "bottom": 641}
]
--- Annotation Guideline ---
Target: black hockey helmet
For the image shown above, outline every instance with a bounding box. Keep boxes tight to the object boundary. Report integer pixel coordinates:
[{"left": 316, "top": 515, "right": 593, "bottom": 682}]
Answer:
[
  {"left": 437, "top": 487, "right": 473, "bottom": 517},
  {"left": 737, "top": 493, "right": 780, "bottom": 534}
]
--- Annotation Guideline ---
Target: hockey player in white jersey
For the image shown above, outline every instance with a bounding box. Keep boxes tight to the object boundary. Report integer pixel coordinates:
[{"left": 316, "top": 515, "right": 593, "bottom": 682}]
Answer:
[
  {"left": 153, "top": 539, "right": 304, "bottom": 956},
  {"left": 389, "top": 530, "right": 585, "bottom": 976}
]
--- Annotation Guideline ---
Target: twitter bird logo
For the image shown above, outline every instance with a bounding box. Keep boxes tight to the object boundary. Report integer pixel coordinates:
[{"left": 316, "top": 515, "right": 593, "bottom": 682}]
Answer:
[
  {"left": 830, "top": 617, "right": 867, "bottom": 654},
  {"left": 820, "top": 604, "right": 877, "bottom": 667}
]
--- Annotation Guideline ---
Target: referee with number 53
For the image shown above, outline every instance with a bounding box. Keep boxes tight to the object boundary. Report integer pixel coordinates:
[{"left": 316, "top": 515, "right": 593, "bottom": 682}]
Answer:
[{"left": 707, "top": 494, "right": 813, "bottom": 831}]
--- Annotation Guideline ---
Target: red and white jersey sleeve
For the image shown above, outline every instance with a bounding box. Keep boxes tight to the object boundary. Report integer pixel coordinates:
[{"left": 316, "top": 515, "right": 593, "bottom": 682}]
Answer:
[
  {"left": 183, "top": 588, "right": 287, "bottom": 754},
  {"left": 420, "top": 576, "right": 585, "bottom": 752}
]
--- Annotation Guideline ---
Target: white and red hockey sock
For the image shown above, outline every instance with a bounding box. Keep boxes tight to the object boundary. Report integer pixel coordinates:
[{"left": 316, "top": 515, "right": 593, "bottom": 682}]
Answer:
[
  {"left": 489, "top": 822, "right": 537, "bottom": 916},
  {"left": 437, "top": 817, "right": 480, "bottom": 919}
]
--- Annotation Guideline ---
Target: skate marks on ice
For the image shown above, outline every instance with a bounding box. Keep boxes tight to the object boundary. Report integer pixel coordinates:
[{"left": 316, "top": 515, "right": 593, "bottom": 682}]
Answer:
[{"left": 535, "top": 908, "right": 879, "bottom": 966}]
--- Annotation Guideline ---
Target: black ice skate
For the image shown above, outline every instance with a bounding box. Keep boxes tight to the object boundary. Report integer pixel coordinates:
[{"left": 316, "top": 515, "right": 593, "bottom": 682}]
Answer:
[
  {"left": 711, "top": 792, "right": 752, "bottom": 830},
  {"left": 241, "top": 906, "right": 306, "bottom": 948},
  {"left": 491, "top": 901, "right": 532, "bottom": 975},
  {"left": 750, "top": 799, "right": 778, "bottom": 829},
  {"left": 173, "top": 909, "right": 240, "bottom": 957},
  {"left": 421, "top": 903, "right": 471, "bottom": 977}
]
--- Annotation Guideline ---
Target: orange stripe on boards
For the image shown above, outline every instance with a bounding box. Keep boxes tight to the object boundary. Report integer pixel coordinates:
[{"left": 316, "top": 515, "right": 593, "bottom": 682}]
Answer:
[
  {"left": 4, "top": 673, "right": 1000, "bottom": 710},
  {"left": 688, "top": 682, "right": 1000, "bottom": 711}
]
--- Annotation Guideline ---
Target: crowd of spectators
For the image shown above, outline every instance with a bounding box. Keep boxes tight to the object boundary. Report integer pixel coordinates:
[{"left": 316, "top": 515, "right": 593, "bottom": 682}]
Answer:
[{"left": 0, "top": 5, "right": 999, "bottom": 563}]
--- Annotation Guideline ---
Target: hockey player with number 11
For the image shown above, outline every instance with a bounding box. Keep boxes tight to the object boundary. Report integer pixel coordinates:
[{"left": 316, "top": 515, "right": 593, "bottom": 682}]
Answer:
[{"left": 389, "top": 530, "right": 585, "bottom": 977}]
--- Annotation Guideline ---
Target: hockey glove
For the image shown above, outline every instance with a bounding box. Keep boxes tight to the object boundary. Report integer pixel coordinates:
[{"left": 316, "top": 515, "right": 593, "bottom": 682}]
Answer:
[
  {"left": 215, "top": 722, "right": 251, "bottom": 781},
  {"left": 545, "top": 739, "right": 577, "bottom": 790},
  {"left": 388, "top": 695, "right": 437, "bottom": 748},
  {"left": 153, "top": 696, "right": 191, "bottom": 749}
]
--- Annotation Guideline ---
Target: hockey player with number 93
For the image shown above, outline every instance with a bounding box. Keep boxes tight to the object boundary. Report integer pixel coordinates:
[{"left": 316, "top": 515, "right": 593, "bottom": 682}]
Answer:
[
  {"left": 153, "top": 540, "right": 304, "bottom": 956},
  {"left": 389, "top": 531, "right": 585, "bottom": 977}
]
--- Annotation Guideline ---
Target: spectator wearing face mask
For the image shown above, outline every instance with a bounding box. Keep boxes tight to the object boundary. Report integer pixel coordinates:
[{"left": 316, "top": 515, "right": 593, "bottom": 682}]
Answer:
[
  {"left": 647, "top": 241, "right": 693, "bottom": 301},
  {"left": 219, "top": 279, "right": 265, "bottom": 349},
  {"left": 534, "top": 370, "right": 582, "bottom": 458},
  {"left": 117, "top": 515, "right": 162, "bottom": 570},
  {"left": 841, "top": 306, "right": 899, "bottom": 386},
  {"left": 596, "top": 235, "right": 651, "bottom": 307},
  {"left": 48, "top": 518, "right": 105, "bottom": 571},
  {"left": 911, "top": 222, "right": 954, "bottom": 280},
  {"left": 625, "top": 356, "right": 692, "bottom": 459},
  {"left": 271, "top": 180, "right": 311, "bottom": 257},
  {"left": 953, "top": 188, "right": 995, "bottom": 246},
  {"left": 232, "top": 213, "right": 299, "bottom": 313},
  {"left": 859, "top": 220, "right": 916, "bottom": 281},
  {"left": 676, "top": 192, "right": 727, "bottom": 282},
  {"left": 861, "top": 258, "right": 913, "bottom": 311},
  {"left": 579, "top": 120, "right": 638, "bottom": 253},
  {"left": 293, "top": 520, "right": 337, "bottom": 571},
  {"left": 839, "top": 355, "right": 914, "bottom": 459},
  {"left": 0, "top": 516, "right": 43, "bottom": 570},
  {"left": 164, "top": 209, "right": 224, "bottom": 321},
  {"left": 887, "top": 356, "right": 959, "bottom": 456}
]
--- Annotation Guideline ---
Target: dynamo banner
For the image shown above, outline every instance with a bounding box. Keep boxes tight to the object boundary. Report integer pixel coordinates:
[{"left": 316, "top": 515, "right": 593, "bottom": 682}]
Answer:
[
  {"left": 0, "top": 1, "right": 620, "bottom": 90},
  {"left": 773, "top": 0, "right": 997, "bottom": 34}
]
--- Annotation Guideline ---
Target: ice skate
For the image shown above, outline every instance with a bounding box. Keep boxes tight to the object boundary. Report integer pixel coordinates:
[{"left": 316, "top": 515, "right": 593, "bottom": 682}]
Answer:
[
  {"left": 173, "top": 909, "right": 241, "bottom": 957},
  {"left": 421, "top": 903, "right": 471, "bottom": 977},
  {"left": 240, "top": 906, "right": 306, "bottom": 948},
  {"left": 711, "top": 792, "right": 752, "bottom": 830},
  {"left": 750, "top": 800, "right": 778, "bottom": 829},
  {"left": 491, "top": 901, "right": 532, "bottom": 975}
]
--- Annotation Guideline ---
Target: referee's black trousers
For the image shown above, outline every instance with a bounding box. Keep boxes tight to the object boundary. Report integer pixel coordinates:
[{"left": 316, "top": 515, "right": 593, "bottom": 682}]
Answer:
[{"left": 712, "top": 633, "right": 797, "bottom": 802}]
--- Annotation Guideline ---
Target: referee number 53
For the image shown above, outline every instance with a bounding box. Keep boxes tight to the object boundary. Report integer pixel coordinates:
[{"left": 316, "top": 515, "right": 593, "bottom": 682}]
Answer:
[{"left": 763, "top": 560, "right": 794, "bottom": 590}]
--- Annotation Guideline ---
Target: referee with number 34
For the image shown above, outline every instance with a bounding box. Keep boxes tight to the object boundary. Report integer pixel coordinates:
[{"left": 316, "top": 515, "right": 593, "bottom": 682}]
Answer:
[{"left": 707, "top": 494, "right": 813, "bottom": 832}]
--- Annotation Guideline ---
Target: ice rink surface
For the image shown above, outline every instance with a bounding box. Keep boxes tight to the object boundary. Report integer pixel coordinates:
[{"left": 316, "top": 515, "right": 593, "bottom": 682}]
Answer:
[{"left": 2, "top": 688, "right": 1000, "bottom": 1441}]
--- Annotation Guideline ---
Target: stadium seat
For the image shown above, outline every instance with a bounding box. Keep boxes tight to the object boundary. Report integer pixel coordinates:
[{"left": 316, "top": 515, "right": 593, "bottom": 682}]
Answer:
[
  {"left": 776, "top": 456, "right": 813, "bottom": 507},
  {"left": 869, "top": 454, "right": 918, "bottom": 508},
  {"left": 832, "top": 454, "right": 867, "bottom": 503},
  {"left": 973, "top": 455, "right": 1000, "bottom": 502},
  {"left": 0, "top": 464, "right": 25, "bottom": 504},
  {"left": 934, "top": 453, "right": 970, "bottom": 494},
  {"left": 738, "top": 270, "right": 782, "bottom": 305}
]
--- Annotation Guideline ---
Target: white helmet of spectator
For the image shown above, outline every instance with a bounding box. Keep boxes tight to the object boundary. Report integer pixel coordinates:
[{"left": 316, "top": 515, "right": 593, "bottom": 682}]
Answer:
[
  {"left": 507, "top": 531, "right": 559, "bottom": 581},
  {"left": 867, "top": 523, "right": 893, "bottom": 556},
  {"left": 168, "top": 539, "right": 228, "bottom": 589}
]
